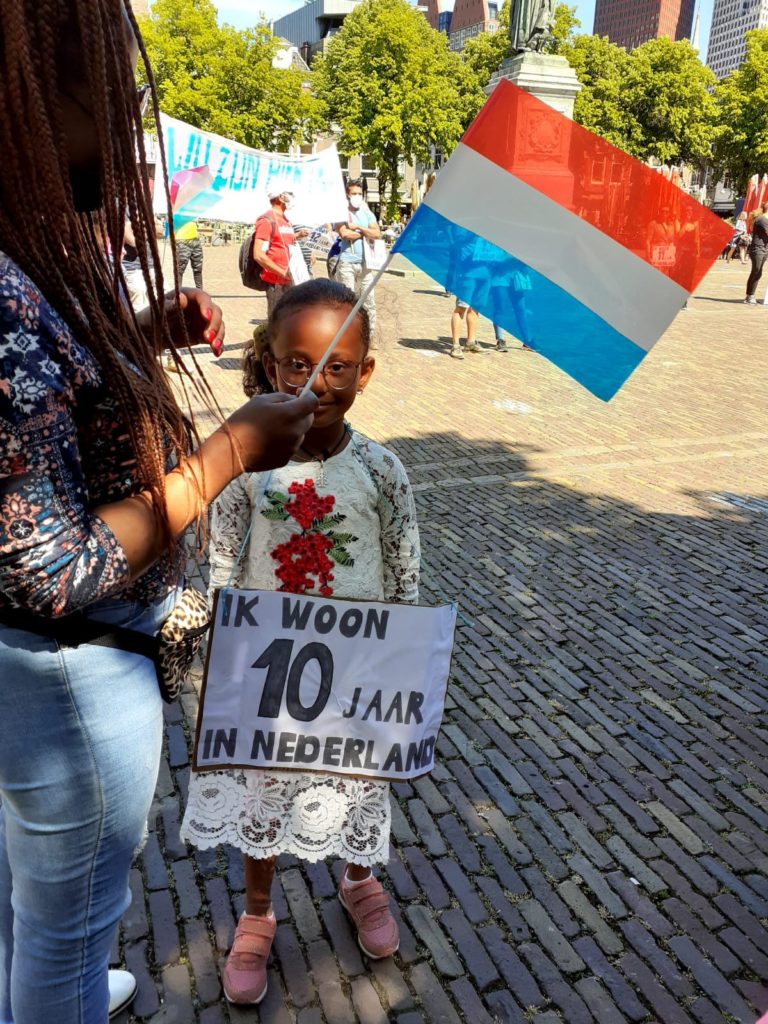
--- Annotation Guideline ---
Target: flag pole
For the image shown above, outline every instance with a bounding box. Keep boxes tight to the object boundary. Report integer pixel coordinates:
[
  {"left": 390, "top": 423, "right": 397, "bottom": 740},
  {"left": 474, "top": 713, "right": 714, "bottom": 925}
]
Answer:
[{"left": 300, "top": 253, "right": 394, "bottom": 395}]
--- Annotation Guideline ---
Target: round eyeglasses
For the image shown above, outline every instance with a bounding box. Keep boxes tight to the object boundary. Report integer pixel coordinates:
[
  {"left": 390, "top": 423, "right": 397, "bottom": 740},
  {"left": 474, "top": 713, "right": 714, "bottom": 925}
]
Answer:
[{"left": 275, "top": 356, "right": 362, "bottom": 391}]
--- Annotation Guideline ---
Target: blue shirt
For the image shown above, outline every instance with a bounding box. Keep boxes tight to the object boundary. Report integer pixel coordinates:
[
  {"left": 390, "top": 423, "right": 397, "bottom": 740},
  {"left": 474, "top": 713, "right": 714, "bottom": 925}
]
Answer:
[{"left": 338, "top": 207, "right": 377, "bottom": 265}]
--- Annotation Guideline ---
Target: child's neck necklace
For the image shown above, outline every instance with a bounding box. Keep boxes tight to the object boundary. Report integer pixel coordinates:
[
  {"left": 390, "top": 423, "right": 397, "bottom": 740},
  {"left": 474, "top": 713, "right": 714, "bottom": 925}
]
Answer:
[{"left": 298, "top": 423, "right": 349, "bottom": 463}]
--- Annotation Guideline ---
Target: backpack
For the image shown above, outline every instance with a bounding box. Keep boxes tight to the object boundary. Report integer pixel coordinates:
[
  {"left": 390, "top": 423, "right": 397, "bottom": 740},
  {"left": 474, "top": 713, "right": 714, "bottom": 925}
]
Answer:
[{"left": 239, "top": 213, "right": 278, "bottom": 291}]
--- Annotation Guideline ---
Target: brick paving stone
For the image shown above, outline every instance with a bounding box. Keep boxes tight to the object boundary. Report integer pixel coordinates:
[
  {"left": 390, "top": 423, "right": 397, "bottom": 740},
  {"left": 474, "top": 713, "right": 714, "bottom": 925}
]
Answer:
[
  {"left": 273, "top": 925, "right": 314, "bottom": 1008},
  {"left": 435, "top": 814, "right": 482, "bottom": 872},
  {"left": 556, "top": 879, "right": 624, "bottom": 955},
  {"left": 319, "top": 898, "right": 365, "bottom": 977},
  {"left": 448, "top": 978, "right": 496, "bottom": 1024},
  {"left": 184, "top": 918, "right": 221, "bottom": 1005},
  {"left": 484, "top": 990, "right": 527, "bottom": 1024},
  {"left": 149, "top": 888, "right": 181, "bottom": 965},
  {"left": 568, "top": 854, "right": 627, "bottom": 918},
  {"left": 475, "top": 878, "right": 530, "bottom": 940},
  {"left": 158, "top": 964, "right": 194, "bottom": 1022},
  {"left": 661, "top": 900, "right": 741, "bottom": 976},
  {"left": 620, "top": 918, "right": 695, "bottom": 999},
  {"left": 518, "top": 899, "right": 585, "bottom": 973},
  {"left": 521, "top": 865, "right": 579, "bottom": 938},
  {"left": 350, "top": 976, "right": 388, "bottom": 1024},
  {"left": 433, "top": 858, "right": 487, "bottom": 923},
  {"left": 307, "top": 939, "right": 356, "bottom": 1024},
  {"left": 619, "top": 951, "right": 695, "bottom": 1024},
  {"left": 666, "top": 935, "right": 756, "bottom": 1022},
  {"left": 472, "top": 767, "right": 521, "bottom": 817},
  {"left": 124, "top": 940, "right": 161, "bottom": 1019},
  {"left": 439, "top": 909, "right": 499, "bottom": 990},
  {"left": 404, "top": 905, "right": 463, "bottom": 977},
  {"left": 171, "top": 858, "right": 202, "bottom": 920},
  {"left": 282, "top": 868, "right": 323, "bottom": 942},
  {"left": 574, "top": 976, "right": 631, "bottom": 1024},
  {"left": 204, "top": 877, "right": 236, "bottom": 954},
  {"left": 478, "top": 926, "right": 546, "bottom": 1008},
  {"left": 402, "top": 847, "right": 451, "bottom": 908},
  {"left": 573, "top": 937, "right": 649, "bottom": 1023},
  {"left": 407, "top": 799, "right": 448, "bottom": 855},
  {"left": 370, "top": 958, "right": 415, "bottom": 1013},
  {"left": 408, "top": 963, "right": 463, "bottom": 1024},
  {"left": 518, "top": 943, "right": 593, "bottom": 1024}
]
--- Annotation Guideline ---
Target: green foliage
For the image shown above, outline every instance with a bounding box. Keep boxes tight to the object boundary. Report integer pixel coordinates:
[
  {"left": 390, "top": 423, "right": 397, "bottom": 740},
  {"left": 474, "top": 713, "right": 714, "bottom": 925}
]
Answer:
[
  {"left": 714, "top": 29, "right": 768, "bottom": 191},
  {"left": 313, "top": 0, "right": 484, "bottom": 216},
  {"left": 139, "top": 0, "right": 320, "bottom": 149},
  {"left": 564, "top": 34, "right": 636, "bottom": 149},
  {"left": 546, "top": 4, "right": 581, "bottom": 54},
  {"left": 620, "top": 37, "right": 717, "bottom": 163},
  {"left": 560, "top": 34, "right": 716, "bottom": 164}
]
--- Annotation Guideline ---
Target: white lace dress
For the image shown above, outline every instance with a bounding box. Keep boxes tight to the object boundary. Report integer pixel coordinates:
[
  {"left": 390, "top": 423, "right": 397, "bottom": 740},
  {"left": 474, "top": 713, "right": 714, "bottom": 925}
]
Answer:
[{"left": 181, "top": 431, "right": 420, "bottom": 865}]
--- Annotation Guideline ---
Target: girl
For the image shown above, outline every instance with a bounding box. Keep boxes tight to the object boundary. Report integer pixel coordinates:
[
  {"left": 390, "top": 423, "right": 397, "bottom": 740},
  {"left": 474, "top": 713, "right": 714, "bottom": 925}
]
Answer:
[
  {"left": 0, "top": 4, "right": 314, "bottom": 1021},
  {"left": 181, "top": 279, "right": 421, "bottom": 1005}
]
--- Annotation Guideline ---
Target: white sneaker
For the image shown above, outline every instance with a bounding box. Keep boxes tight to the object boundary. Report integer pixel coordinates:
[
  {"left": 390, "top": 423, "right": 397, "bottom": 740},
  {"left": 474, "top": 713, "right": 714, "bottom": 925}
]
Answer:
[{"left": 108, "top": 970, "right": 137, "bottom": 1019}]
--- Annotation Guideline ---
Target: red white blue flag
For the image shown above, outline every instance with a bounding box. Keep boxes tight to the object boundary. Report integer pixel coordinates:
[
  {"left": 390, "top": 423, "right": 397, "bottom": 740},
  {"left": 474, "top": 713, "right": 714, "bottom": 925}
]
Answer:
[{"left": 393, "top": 81, "right": 732, "bottom": 400}]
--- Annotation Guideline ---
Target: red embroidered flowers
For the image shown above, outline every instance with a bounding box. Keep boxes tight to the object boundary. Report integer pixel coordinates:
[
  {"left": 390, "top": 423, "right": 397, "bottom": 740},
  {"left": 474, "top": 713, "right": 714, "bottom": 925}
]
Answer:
[{"left": 262, "top": 479, "right": 356, "bottom": 596}]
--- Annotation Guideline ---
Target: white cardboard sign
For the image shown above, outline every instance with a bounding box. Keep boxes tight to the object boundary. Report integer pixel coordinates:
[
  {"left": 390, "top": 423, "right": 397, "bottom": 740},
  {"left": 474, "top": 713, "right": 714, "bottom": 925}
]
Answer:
[{"left": 194, "top": 589, "right": 457, "bottom": 781}]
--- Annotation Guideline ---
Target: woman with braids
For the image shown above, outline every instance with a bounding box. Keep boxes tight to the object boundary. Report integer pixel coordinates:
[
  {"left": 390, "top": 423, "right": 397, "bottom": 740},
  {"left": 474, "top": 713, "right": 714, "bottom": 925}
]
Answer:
[{"left": 0, "top": 4, "right": 316, "bottom": 1022}]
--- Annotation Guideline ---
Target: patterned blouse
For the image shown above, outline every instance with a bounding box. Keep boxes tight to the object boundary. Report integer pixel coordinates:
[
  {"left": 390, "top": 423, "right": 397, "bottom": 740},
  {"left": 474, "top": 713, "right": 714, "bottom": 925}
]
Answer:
[{"left": 0, "top": 252, "right": 182, "bottom": 617}]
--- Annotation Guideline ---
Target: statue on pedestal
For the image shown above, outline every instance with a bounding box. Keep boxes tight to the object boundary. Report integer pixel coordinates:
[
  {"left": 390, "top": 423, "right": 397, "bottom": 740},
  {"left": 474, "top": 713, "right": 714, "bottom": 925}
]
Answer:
[{"left": 509, "top": 0, "right": 556, "bottom": 53}]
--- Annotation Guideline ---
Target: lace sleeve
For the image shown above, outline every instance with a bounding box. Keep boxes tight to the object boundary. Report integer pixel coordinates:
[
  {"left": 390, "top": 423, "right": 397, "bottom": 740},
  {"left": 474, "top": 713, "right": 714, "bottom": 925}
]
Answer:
[
  {"left": 208, "top": 474, "right": 253, "bottom": 597},
  {"left": 351, "top": 435, "right": 420, "bottom": 605}
]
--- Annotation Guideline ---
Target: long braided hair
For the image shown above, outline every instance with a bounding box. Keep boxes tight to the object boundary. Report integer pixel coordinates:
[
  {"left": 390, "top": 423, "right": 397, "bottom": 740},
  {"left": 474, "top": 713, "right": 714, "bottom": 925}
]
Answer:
[{"left": 0, "top": 0, "right": 215, "bottom": 544}]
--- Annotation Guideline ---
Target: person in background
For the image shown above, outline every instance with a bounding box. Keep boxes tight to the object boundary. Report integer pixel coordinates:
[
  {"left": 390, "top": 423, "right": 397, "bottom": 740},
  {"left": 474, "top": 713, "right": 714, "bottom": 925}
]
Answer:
[
  {"left": 0, "top": 5, "right": 316, "bottom": 1022},
  {"left": 293, "top": 222, "right": 316, "bottom": 277},
  {"left": 253, "top": 188, "right": 296, "bottom": 317},
  {"left": 175, "top": 218, "right": 204, "bottom": 291},
  {"left": 725, "top": 211, "right": 749, "bottom": 265},
  {"left": 335, "top": 180, "right": 381, "bottom": 347},
  {"left": 745, "top": 201, "right": 768, "bottom": 304},
  {"left": 450, "top": 300, "right": 480, "bottom": 359}
]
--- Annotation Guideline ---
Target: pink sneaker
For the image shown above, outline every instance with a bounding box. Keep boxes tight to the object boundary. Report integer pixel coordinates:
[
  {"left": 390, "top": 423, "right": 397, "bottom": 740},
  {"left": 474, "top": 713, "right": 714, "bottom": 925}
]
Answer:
[
  {"left": 338, "top": 871, "right": 399, "bottom": 959},
  {"left": 222, "top": 912, "right": 276, "bottom": 1004}
]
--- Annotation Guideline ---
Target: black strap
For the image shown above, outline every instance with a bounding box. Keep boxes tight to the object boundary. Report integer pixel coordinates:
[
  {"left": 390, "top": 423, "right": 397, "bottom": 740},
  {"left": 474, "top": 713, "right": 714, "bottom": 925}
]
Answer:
[{"left": 0, "top": 605, "right": 160, "bottom": 660}]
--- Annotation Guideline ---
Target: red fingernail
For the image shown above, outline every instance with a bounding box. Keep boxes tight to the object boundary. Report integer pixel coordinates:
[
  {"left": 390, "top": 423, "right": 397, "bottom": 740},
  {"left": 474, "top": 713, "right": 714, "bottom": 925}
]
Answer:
[
  {"left": 203, "top": 308, "right": 213, "bottom": 320},
  {"left": 213, "top": 341, "right": 223, "bottom": 356},
  {"left": 206, "top": 329, "right": 216, "bottom": 343}
]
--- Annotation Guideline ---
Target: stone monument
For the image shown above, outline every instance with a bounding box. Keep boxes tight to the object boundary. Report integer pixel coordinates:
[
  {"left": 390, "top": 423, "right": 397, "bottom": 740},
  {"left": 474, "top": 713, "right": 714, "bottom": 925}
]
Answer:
[{"left": 485, "top": 0, "right": 581, "bottom": 119}]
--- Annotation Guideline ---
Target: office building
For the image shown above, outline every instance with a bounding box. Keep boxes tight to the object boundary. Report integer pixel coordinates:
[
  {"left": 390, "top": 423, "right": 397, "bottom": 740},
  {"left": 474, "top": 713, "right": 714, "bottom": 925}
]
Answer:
[
  {"left": 706, "top": 0, "right": 768, "bottom": 78},
  {"left": 273, "top": 0, "right": 362, "bottom": 62},
  {"left": 592, "top": 0, "right": 695, "bottom": 50},
  {"left": 423, "top": 0, "right": 501, "bottom": 51}
]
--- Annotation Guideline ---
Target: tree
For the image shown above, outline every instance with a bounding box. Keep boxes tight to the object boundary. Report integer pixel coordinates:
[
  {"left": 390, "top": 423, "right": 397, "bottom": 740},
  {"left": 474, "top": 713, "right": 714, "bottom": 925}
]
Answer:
[
  {"left": 313, "top": 0, "right": 483, "bottom": 216},
  {"left": 139, "top": 0, "right": 320, "bottom": 149},
  {"left": 714, "top": 29, "right": 768, "bottom": 192},
  {"left": 620, "top": 37, "right": 718, "bottom": 164},
  {"left": 546, "top": 4, "right": 581, "bottom": 55},
  {"left": 565, "top": 35, "right": 637, "bottom": 151}
]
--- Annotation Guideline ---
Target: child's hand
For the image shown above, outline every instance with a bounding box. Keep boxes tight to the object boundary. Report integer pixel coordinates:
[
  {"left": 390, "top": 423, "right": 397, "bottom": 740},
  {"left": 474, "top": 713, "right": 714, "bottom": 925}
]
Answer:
[{"left": 227, "top": 392, "right": 318, "bottom": 472}]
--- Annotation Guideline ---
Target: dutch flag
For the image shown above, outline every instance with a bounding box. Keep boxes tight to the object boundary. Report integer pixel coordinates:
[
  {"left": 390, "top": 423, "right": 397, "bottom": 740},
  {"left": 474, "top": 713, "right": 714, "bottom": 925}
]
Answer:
[{"left": 393, "top": 81, "right": 732, "bottom": 401}]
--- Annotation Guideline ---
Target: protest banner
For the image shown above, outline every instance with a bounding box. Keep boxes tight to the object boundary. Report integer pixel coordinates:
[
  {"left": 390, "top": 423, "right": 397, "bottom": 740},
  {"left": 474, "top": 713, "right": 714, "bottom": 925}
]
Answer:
[
  {"left": 153, "top": 114, "right": 349, "bottom": 229},
  {"left": 194, "top": 590, "right": 457, "bottom": 781}
]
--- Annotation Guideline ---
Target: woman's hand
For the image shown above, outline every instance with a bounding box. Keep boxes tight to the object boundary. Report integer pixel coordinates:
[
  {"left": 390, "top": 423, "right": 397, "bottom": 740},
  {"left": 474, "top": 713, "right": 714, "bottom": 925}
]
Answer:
[
  {"left": 224, "top": 392, "right": 318, "bottom": 473},
  {"left": 135, "top": 288, "right": 225, "bottom": 357},
  {"left": 173, "top": 288, "right": 225, "bottom": 357}
]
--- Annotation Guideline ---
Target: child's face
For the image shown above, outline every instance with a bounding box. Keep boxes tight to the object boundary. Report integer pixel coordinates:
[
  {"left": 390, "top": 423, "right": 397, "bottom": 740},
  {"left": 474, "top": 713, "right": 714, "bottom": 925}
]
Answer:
[{"left": 264, "top": 305, "right": 375, "bottom": 431}]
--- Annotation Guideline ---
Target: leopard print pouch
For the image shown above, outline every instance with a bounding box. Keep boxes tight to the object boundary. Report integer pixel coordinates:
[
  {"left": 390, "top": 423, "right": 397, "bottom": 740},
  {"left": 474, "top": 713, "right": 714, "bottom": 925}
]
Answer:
[{"left": 156, "top": 587, "right": 211, "bottom": 702}]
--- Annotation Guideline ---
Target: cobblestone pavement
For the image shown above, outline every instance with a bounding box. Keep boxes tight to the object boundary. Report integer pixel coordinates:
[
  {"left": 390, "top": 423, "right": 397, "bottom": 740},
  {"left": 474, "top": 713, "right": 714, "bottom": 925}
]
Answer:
[{"left": 115, "top": 247, "right": 768, "bottom": 1023}]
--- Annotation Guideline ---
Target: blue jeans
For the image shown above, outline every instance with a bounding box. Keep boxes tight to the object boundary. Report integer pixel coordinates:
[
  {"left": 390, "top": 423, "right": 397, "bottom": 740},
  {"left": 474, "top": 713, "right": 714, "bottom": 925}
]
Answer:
[{"left": 0, "top": 591, "right": 175, "bottom": 1024}]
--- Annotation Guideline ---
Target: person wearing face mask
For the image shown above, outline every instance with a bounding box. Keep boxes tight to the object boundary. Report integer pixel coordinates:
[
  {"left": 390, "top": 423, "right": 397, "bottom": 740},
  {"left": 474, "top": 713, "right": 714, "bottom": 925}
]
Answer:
[
  {"left": 334, "top": 180, "right": 381, "bottom": 345},
  {"left": 253, "top": 187, "right": 298, "bottom": 317}
]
